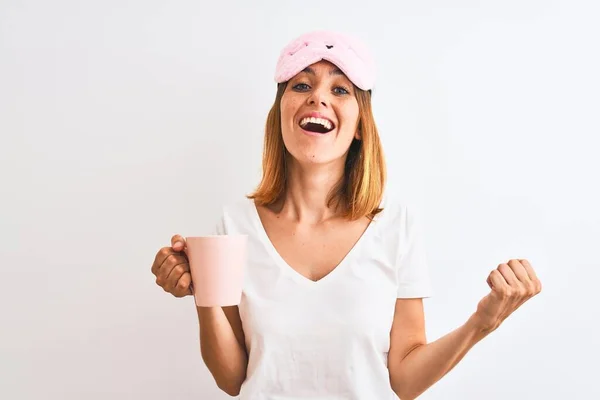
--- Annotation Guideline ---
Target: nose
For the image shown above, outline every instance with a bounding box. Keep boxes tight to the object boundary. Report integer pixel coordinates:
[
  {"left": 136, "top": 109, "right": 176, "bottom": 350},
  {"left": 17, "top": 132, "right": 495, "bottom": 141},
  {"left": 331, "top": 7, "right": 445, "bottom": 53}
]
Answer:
[{"left": 307, "top": 87, "right": 329, "bottom": 107}]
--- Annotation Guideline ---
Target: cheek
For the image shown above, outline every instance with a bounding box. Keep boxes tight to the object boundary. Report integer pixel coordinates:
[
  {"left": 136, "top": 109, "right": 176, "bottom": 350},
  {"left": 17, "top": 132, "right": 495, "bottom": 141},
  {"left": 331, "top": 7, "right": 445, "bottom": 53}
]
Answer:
[
  {"left": 340, "top": 103, "right": 360, "bottom": 132},
  {"left": 280, "top": 95, "right": 301, "bottom": 125}
]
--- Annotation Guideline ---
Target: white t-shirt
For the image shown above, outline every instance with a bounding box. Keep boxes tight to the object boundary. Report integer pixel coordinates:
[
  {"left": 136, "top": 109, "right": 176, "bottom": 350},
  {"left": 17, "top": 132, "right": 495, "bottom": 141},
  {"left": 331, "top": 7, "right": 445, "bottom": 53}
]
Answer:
[{"left": 213, "top": 193, "right": 433, "bottom": 399}]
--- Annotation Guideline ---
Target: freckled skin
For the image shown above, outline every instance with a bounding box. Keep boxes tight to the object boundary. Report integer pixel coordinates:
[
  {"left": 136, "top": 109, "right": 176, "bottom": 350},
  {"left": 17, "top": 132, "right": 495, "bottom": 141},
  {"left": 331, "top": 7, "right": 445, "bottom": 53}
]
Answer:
[{"left": 280, "top": 60, "right": 361, "bottom": 166}]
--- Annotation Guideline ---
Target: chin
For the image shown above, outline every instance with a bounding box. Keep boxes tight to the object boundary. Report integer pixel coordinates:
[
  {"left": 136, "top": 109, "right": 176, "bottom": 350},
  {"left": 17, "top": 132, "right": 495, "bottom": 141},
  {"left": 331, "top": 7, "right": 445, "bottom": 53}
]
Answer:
[
  {"left": 289, "top": 151, "right": 342, "bottom": 166},
  {"left": 283, "top": 133, "right": 349, "bottom": 166}
]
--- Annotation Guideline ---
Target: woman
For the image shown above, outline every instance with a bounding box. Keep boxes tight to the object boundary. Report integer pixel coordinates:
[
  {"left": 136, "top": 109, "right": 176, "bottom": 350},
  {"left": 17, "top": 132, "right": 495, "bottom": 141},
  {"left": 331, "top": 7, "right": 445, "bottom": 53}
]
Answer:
[{"left": 151, "top": 30, "right": 542, "bottom": 399}]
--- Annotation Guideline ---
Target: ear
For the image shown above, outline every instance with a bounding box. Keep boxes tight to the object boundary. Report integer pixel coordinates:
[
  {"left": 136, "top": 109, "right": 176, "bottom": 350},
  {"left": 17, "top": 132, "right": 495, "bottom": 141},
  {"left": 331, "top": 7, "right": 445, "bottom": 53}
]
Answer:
[{"left": 355, "top": 120, "right": 363, "bottom": 140}]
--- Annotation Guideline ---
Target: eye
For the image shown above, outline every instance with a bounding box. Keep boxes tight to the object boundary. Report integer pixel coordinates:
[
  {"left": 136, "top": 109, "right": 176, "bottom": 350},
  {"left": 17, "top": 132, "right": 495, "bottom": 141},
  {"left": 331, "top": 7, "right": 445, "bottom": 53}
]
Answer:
[
  {"left": 292, "top": 83, "right": 310, "bottom": 91},
  {"left": 333, "top": 86, "right": 350, "bottom": 95}
]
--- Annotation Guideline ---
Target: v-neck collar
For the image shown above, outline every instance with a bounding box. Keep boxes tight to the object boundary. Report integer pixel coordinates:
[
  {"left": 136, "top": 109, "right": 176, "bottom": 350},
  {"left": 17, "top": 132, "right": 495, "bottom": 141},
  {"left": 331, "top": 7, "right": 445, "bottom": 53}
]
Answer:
[{"left": 247, "top": 198, "right": 381, "bottom": 287}]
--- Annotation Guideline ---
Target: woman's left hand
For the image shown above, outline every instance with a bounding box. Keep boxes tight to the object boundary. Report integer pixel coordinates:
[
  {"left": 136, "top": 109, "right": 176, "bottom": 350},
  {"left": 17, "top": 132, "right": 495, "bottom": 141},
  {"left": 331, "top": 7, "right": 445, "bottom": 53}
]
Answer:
[{"left": 473, "top": 259, "right": 542, "bottom": 333}]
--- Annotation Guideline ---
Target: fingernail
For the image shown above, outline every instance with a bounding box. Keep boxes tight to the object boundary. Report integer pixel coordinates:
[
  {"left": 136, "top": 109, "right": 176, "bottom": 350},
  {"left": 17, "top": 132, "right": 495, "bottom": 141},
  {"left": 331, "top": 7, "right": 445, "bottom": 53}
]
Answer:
[{"left": 173, "top": 241, "right": 181, "bottom": 248}]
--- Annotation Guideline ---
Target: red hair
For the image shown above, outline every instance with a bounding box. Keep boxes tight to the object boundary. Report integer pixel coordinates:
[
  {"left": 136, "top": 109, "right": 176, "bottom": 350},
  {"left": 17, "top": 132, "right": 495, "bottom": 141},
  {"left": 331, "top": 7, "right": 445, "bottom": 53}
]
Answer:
[{"left": 247, "top": 82, "right": 386, "bottom": 220}]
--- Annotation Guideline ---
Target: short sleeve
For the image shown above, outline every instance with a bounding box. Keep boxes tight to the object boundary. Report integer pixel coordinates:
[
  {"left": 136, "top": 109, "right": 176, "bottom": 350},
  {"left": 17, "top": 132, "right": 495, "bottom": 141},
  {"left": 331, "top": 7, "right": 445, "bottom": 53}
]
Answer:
[{"left": 396, "top": 205, "right": 433, "bottom": 298}]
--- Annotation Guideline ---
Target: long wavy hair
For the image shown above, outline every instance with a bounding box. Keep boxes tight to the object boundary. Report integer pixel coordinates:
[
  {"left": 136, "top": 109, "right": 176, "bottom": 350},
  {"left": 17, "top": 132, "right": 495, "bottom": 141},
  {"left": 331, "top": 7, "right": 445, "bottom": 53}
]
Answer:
[{"left": 247, "top": 82, "right": 386, "bottom": 220}]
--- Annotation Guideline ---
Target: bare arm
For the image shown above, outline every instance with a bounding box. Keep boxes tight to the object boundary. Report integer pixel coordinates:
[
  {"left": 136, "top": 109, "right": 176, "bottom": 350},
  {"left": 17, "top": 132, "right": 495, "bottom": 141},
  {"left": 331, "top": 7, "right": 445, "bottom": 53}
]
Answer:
[
  {"left": 388, "top": 299, "right": 487, "bottom": 400},
  {"left": 197, "top": 305, "right": 248, "bottom": 397},
  {"left": 389, "top": 259, "right": 542, "bottom": 400},
  {"left": 151, "top": 235, "right": 248, "bottom": 396}
]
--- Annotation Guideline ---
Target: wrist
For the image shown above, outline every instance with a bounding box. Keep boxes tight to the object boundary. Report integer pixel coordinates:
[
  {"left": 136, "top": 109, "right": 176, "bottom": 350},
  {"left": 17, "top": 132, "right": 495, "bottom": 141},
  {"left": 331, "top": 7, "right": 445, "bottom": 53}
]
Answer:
[{"left": 466, "top": 312, "right": 496, "bottom": 341}]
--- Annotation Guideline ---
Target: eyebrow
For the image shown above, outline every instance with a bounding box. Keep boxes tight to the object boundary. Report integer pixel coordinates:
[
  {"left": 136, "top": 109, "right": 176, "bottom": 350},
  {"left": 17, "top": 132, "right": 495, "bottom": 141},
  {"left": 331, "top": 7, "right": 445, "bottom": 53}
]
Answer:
[{"left": 302, "top": 66, "right": 344, "bottom": 76}]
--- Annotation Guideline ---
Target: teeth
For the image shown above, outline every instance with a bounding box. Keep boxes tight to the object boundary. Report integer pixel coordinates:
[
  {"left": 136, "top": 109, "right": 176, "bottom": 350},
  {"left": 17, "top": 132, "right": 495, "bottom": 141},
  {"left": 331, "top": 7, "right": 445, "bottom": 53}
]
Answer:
[{"left": 300, "top": 117, "right": 333, "bottom": 130}]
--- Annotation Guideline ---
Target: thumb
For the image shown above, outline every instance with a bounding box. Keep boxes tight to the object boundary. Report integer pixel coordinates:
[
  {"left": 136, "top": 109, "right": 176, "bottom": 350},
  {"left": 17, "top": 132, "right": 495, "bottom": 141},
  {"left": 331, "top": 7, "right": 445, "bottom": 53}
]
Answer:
[{"left": 171, "top": 234, "right": 187, "bottom": 252}]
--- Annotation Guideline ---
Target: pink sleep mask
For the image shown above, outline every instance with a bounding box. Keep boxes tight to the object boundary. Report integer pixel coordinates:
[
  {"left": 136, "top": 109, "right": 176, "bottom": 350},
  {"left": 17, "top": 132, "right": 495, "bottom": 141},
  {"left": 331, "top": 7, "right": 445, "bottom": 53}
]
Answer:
[{"left": 274, "top": 30, "right": 376, "bottom": 91}]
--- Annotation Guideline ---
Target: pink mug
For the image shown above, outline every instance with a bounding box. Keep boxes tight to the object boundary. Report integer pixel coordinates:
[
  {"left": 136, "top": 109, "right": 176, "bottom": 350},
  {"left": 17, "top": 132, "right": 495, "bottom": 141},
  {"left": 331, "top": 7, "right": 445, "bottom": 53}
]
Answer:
[{"left": 185, "top": 235, "right": 247, "bottom": 307}]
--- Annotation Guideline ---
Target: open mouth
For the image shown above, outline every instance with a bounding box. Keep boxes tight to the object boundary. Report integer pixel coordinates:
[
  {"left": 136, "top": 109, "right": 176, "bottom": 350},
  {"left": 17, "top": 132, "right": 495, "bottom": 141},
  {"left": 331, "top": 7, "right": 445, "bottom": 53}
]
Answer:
[{"left": 299, "top": 117, "right": 335, "bottom": 134}]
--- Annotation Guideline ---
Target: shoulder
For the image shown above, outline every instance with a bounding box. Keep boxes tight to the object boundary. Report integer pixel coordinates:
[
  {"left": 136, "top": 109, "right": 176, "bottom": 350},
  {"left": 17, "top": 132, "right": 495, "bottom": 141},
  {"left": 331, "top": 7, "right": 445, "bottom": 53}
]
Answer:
[
  {"left": 375, "top": 192, "right": 407, "bottom": 226},
  {"left": 375, "top": 192, "right": 426, "bottom": 238},
  {"left": 213, "top": 196, "right": 256, "bottom": 235}
]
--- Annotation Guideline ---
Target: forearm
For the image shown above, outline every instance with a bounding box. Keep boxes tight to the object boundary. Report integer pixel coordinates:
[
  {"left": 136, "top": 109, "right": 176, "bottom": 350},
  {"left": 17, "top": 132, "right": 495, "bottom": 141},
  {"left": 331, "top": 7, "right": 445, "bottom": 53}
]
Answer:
[
  {"left": 197, "top": 306, "right": 248, "bottom": 396},
  {"left": 391, "top": 313, "right": 490, "bottom": 400}
]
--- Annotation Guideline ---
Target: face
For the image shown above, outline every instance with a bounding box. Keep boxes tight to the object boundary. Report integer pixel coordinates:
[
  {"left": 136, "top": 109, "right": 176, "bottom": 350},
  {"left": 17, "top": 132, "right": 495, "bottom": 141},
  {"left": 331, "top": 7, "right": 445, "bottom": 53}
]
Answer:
[{"left": 280, "top": 60, "right": 360, "bottom": 166}]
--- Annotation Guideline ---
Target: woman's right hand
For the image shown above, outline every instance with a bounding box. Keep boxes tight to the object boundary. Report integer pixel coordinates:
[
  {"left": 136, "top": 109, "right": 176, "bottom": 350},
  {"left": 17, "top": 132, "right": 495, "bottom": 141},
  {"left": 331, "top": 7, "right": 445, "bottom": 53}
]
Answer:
[
  {"left": 153, "top": 237, "right": 247, "bottom": 395},
  {"left": 151, "top": 234, "right": 193, "bottom": 298}
]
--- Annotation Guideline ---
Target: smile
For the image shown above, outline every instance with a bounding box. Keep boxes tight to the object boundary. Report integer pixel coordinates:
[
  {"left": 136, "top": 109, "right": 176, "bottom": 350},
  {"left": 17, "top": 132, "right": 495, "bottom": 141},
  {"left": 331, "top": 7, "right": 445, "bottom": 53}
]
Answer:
[{"left": 299, "top": 116, "right": 336, "bottom": 134}]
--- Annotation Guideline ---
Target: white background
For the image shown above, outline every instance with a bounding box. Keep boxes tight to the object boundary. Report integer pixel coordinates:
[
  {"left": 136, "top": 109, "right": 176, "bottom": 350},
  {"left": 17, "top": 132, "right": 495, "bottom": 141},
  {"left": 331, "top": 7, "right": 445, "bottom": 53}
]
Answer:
[{"left": 1, "top": 0, "right": 598, "bottom": 399}]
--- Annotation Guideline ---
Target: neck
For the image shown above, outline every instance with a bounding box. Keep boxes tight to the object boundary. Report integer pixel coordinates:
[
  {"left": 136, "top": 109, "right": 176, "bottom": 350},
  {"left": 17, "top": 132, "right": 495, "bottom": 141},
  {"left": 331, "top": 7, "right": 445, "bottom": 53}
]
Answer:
[{"left": 280, "top": 158, "right": 345, "bottom": 224}]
